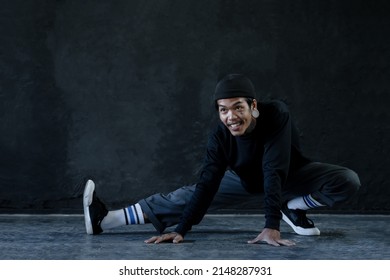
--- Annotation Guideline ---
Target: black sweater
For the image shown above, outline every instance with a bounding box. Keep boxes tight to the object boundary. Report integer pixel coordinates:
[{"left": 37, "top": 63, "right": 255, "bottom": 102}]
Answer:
[{"left": 174, "top": 100, "right": 311, "bottom": 236}]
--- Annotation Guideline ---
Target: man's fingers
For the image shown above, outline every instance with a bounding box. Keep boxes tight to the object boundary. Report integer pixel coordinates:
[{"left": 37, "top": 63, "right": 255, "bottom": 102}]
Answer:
[
  {"left": 247, "top": 238, "right": 260, "bottom": 244},
  {"left": 144, "top": 236, "right": 159, "bottom": 243},
  {"left": 248, "top": 238, "right": 280, "bottom": 247},
  {"left": 173, "top": 234, "right": 184, "bottom": 244},
  {"left": 277, "top": 239, "right": 296, "bottom": 247},
  {"left": 247, "top": 238, "right": 270, "bottom": 245},
  {"left": 145, "top": 233, "right": 183, "bottom": 244},
  {"left": 144, "top": 235, "right": 168, "bottom": 243},
  {"left": 154, "top": 234, "right": 171, "bottom": 243}
]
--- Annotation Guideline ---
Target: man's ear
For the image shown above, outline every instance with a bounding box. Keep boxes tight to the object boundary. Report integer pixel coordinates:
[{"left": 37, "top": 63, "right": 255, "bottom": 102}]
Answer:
[{"left": 251, "top": 99, "right": 258, "bottom": 110}]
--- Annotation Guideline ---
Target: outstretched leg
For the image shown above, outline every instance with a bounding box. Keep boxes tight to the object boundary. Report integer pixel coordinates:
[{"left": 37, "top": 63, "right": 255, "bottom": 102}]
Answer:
[{"left": 83, "top": 171, "right": 261, "bottom": 235}]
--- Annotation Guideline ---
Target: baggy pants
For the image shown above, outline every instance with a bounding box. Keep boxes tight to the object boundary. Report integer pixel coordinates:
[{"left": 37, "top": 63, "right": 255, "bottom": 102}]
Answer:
[{"left": 138, "top": 162, "right": 361, "bottom": 233}]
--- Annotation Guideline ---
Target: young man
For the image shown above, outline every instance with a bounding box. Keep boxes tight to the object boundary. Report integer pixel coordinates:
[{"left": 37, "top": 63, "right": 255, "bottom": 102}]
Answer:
[{"left": 83, "top": 74, "right": 360, "bottom": 246}]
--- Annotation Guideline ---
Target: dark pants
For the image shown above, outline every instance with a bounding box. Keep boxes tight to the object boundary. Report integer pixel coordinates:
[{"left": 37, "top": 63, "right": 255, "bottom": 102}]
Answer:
[{"left": 139, "top": 162, "right": 361, "bottom": 233}]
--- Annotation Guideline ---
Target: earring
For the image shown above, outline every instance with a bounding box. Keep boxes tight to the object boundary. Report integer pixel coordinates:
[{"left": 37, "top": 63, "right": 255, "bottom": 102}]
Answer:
[{"left": 251, "top": 109, "right": 260, "bottom": 118}]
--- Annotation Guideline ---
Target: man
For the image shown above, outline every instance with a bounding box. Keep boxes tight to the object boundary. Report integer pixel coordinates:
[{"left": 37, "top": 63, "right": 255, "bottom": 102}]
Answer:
[{"left": 83, "top": 74, "right": 360, "bottom": 246}]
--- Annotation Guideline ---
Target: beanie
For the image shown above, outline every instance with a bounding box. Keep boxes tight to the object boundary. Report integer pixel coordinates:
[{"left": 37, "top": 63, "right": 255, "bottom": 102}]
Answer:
[{"left": 214, "top": 74, "right": 256, "bottom": 101}]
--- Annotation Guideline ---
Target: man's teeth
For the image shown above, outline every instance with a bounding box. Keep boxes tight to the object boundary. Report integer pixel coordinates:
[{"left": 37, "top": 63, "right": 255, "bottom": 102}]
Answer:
[{"left": 229, "top": 122, "right": 241, "bottom": 128}]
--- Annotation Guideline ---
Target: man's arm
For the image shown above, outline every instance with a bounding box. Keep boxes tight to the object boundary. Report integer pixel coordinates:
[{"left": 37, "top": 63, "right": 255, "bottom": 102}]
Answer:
[
  {"left": 174, "top": 129, "right": 228, "bottom": 237},
  {"left": 262, "top": 101, "right": 292, "bottom": 231}
]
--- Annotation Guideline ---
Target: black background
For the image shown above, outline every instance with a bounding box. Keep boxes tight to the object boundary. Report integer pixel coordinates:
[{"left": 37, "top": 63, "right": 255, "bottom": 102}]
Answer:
[{"left": 1, "top": 0, "right": 389, "bottom": 213}]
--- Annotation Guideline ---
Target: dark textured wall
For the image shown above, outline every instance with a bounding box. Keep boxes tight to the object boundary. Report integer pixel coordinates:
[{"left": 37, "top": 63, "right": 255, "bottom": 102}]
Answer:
[{"left": 1, "top": 0, "right": 389, "bottom": 213}]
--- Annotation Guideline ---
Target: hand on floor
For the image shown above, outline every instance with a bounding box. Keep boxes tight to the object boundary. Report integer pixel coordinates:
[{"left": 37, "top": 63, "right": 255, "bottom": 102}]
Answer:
[{"left": 144, "top": 232, "right": 184, "bottom": 244}]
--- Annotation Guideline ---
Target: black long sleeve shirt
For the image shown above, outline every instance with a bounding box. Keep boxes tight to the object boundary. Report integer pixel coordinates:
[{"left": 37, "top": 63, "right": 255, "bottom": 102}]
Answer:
[{"left": 174, "top": 100, "right": 311, "bottom": 236}]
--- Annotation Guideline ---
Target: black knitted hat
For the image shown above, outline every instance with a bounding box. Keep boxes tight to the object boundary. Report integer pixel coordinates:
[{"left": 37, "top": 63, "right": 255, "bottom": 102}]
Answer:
[{"left": 214, "top": 74, "right": 256, "bottom": 101}]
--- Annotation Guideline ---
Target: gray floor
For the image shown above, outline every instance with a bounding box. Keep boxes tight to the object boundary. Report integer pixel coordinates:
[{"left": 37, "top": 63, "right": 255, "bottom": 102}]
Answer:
[{"left": 0, "top": 214, "right": 389, "bottom": 260}]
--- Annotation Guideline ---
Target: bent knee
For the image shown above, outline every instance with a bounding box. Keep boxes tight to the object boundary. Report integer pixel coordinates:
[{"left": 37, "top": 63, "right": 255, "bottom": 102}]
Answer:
[{"left": 343, "top": 169, "right": 361, "bottom": 194}]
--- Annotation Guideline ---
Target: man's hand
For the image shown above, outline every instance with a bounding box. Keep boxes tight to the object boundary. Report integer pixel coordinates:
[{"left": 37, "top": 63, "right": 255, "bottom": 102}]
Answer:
[
  {"left": 248, "top": 228, "right": 296, "bottom": 247},
  {"left": 144, "top": 232, "right": 184, "bottom": 244}
]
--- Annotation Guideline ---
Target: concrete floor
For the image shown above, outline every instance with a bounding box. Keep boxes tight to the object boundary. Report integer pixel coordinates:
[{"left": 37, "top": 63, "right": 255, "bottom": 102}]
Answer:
[{"left": 0, "top": 214, "right": 389, "bottom": 260}]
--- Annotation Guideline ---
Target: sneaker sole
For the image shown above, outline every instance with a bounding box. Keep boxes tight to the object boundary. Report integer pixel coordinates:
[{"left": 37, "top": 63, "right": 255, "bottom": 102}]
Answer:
[
  {"left": 83, "top": 180, "right": 95, "bottom": 235},
  {"left": 282, "top": 212, "right": 321, "bottom": 236}
]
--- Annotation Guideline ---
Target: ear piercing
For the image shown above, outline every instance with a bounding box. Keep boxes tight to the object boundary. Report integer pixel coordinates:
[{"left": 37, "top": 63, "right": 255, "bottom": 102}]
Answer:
[{"left": 251, "top": 109, "right": 260, "bottom": 118}]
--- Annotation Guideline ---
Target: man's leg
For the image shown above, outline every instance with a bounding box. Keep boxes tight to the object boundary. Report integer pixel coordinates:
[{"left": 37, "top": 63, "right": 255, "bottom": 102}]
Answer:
[
  {"left": 84, "top": 171, "right": 257, "bottom": 235},
  {"left": 281, "top": 162, "right": 361, "bottom": 235},
  {"left": 83, "top": 178, "right": 189, "bottom": 235}
]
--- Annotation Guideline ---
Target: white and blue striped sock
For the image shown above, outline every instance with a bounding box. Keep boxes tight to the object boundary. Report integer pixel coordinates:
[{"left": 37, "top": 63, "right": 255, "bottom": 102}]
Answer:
[
  {"left": 287, "top": 194, "right": 325, "bottom": 210},
  {"left": 124, "top": 203, "right": 145, "bottom": 225},
  {"left": 101, "top": 203, "right": 145, "bottom": 230}
]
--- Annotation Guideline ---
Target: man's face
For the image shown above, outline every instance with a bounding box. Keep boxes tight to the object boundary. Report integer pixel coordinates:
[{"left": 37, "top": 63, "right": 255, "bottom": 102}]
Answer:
[{"left": 217, "top": 97, "right": 256, "bottom": 136}]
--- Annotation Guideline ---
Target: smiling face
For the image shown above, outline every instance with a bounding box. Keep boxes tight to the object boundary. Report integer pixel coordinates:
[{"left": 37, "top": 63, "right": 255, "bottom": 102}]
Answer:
[{"left": 217, "top": 97, "right": 257, "bottom": 136}]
